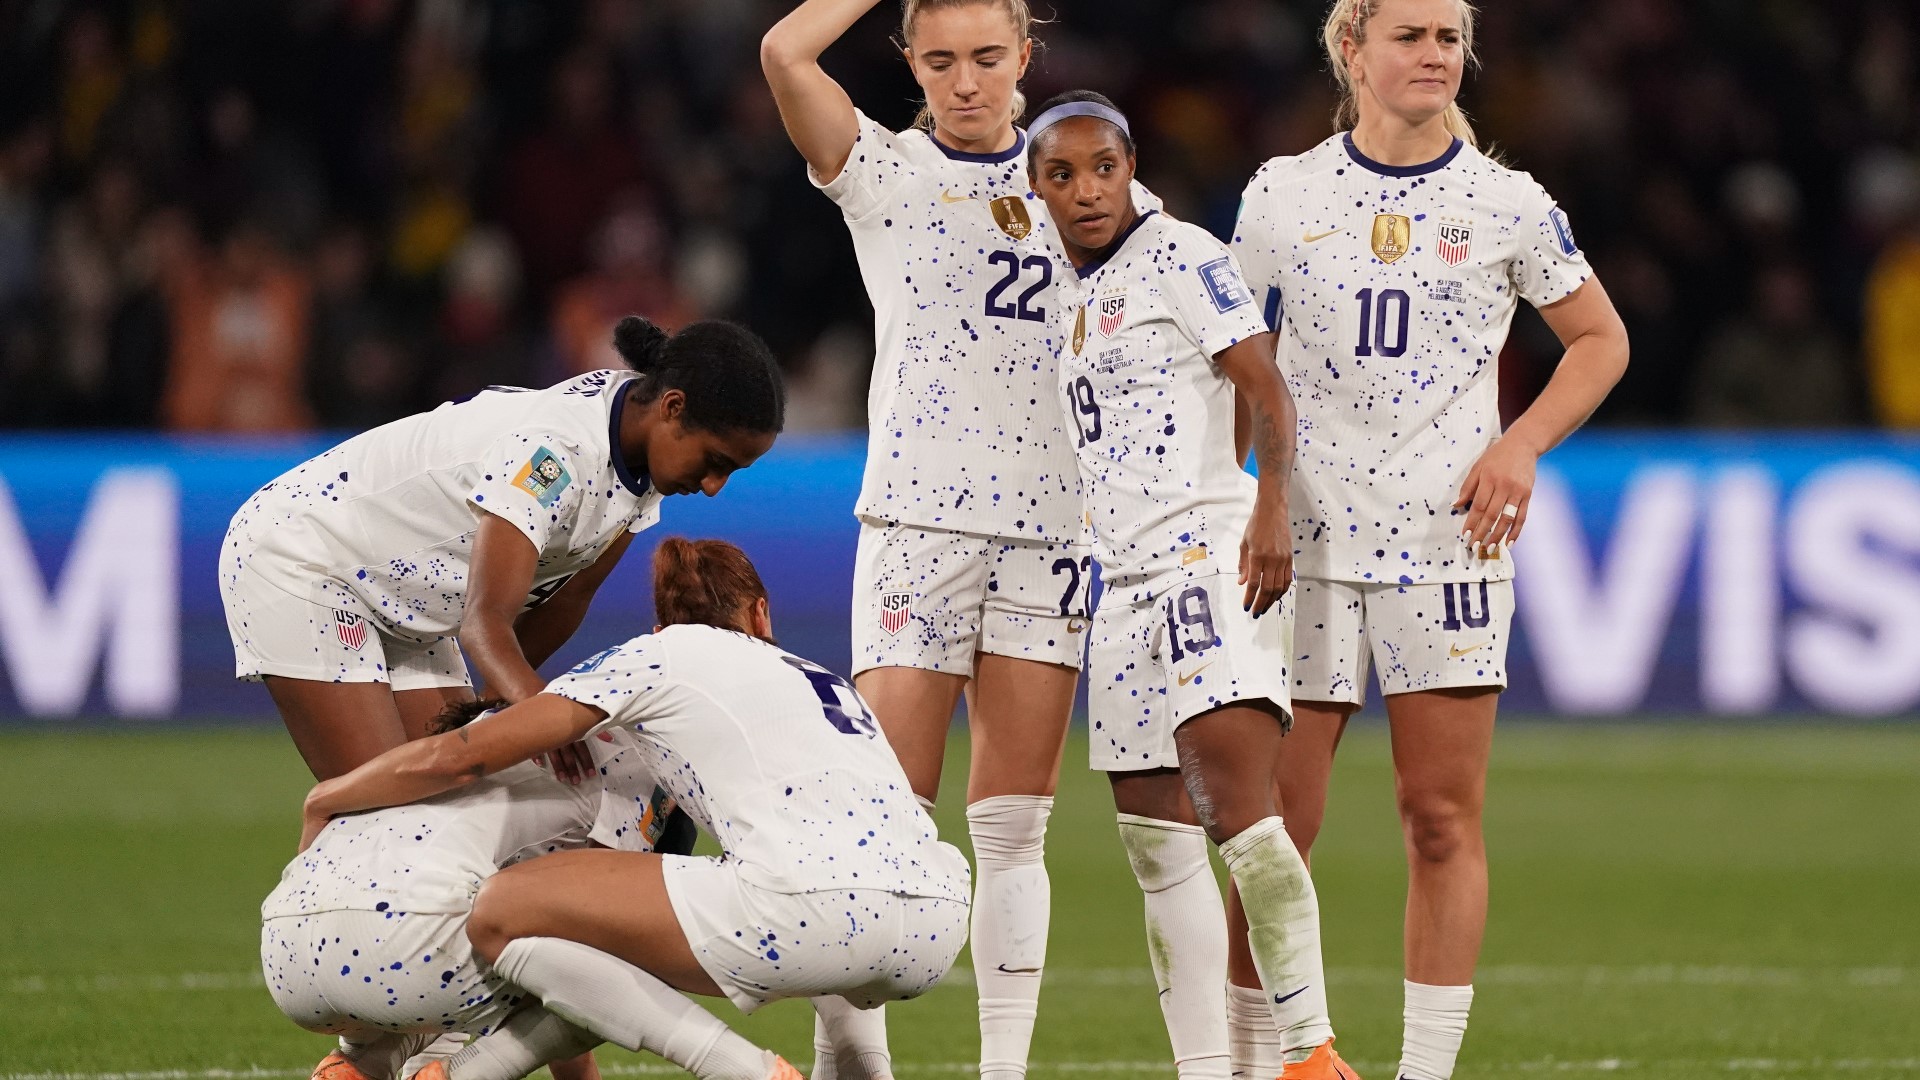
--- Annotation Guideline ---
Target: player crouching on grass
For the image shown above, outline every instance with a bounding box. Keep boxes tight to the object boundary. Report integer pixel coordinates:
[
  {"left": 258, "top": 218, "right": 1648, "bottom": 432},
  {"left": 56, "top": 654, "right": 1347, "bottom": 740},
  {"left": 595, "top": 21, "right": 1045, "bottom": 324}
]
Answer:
[
  {"left": 262, "top": 697, "right": 679, "bottom": 1080},
  {"left": 292, "top": 537, "right": 972, "bottom": 1080}
]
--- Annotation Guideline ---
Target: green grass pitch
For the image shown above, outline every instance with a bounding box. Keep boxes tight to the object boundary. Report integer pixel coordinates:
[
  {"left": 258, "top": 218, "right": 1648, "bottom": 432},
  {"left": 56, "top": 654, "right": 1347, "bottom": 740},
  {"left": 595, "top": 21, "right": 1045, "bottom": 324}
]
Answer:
[{"left": 1, "top": 723, "right": 1916, "bottom": 1077}]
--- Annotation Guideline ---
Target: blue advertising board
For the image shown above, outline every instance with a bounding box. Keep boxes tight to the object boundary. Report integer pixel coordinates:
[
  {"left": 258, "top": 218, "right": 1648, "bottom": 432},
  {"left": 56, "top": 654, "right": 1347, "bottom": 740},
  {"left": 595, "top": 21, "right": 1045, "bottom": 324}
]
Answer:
[{"left": 2, "top": 432, "right": 1917, "bottom": 721}]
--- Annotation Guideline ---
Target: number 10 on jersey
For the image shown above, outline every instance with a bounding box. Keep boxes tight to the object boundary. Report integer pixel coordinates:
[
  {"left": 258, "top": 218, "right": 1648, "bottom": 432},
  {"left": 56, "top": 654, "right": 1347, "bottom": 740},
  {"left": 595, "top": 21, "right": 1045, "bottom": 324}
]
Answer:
[{"left": 1354, "top": 288, "right": 1411, "bottom": 358}]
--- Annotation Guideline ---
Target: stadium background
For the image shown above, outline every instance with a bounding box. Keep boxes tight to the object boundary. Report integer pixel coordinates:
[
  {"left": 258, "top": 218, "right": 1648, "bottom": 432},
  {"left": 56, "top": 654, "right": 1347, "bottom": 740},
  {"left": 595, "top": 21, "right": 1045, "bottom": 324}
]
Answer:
[{"left": 0, "top": 0, "right": 1916, "bottom": 1075}]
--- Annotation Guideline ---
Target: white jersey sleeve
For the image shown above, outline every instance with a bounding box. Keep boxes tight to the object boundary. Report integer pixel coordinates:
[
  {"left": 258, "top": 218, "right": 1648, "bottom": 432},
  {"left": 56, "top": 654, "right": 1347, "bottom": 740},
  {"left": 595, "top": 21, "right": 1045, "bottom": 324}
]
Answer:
[
  {"left": 811, "top": 110, "right": 914, "bottom": 223},
  {"left": 1164, "top": 247, "right": 1267, "bottom": 359},
  {"left": 1230, "top": 166, "right": 1292, "bottom": 333},
  {"left": 468, "top": 435, "right": 592, "bottom": 553},
  {"left": 1509, "top": 177, "right": 1591, "bottom": 307}
]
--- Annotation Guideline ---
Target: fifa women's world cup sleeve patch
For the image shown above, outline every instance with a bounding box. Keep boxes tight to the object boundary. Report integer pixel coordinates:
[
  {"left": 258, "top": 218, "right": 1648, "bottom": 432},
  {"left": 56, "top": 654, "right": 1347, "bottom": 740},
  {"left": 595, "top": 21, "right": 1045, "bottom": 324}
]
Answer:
[
  {"left": 1511, "top": 180, "right": 1593, "bottom": 307},
  {"left": 513, "top": 447, "right": 572, "bottom": 507}
]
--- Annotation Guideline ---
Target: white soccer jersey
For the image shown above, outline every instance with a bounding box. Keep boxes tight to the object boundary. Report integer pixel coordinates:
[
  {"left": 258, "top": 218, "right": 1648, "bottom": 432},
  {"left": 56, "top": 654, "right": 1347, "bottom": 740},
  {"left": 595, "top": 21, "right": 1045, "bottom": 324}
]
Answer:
[
  {"left": 263, "top": 729, "right": 669, "bottom": 918},
  {"left": 1232, "top": 134, "right": 1591, "bottom": 585},
  {"left": 814, "top": 110, "right": 1080, "bottom": 540},
  {"left": 231, "top": 370, "right": 661, "bottom": 639},
  {"left": 1050, "top": 207, "right": 1271, "bottom": 602},
  {"left": 545, "top": 623, "right": 965, "bottom": 902}
]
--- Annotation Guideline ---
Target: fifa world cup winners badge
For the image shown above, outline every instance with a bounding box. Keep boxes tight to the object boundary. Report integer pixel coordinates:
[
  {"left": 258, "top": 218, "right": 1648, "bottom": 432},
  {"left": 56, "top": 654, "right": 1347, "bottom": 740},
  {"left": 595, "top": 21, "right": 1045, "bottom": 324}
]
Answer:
[{"left": 1372, "top": 213, "right": 1412, "bottom": 264}]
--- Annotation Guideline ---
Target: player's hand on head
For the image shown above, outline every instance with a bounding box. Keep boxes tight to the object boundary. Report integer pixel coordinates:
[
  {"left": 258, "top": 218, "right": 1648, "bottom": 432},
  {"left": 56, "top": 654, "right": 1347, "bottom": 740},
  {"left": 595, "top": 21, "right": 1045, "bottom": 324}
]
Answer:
[
  {"left": 1454, "top": 436, "right": 1539, "bottom": 555},
  {"left": 1239, "top": 498, "right": 1293, "bottom": 618}
]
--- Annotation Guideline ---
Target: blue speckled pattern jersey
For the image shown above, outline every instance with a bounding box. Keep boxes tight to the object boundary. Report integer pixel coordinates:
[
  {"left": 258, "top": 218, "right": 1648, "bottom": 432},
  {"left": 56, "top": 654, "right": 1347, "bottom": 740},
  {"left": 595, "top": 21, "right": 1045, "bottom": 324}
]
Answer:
[
  {"left": 813, "top": 110, "right": 1080, "bottom": 539},
  {"left": 1232, "top": 134, "right": 1592, "bottom": 585},
  {"left": 224, "top": 370, "right": 661, "bottom": 641},
  {"left": 545, "top": 623, "right": 967, "bottom": 902},
  {"left": 261, "top": 729, "right": 667, "bottom": 919},
  {"left": 1051, "top": 203, "right": 1270, "bottom": 603}
]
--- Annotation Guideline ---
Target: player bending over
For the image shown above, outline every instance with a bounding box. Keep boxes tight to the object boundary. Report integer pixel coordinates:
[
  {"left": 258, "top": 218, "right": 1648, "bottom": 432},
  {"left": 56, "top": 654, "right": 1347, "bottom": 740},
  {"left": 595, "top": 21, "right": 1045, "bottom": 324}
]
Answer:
[
  {"left": 221, "top": 316, "right": 783, "bottom": 785},
  {"left": 295, "top": 537, "right": 972, "bottom": 1080},
  {"left": 1228, "top": 2, "right": 1628, "bottom": 1078},
  {"left": 1030, "top": 92, "right": 1355, "bottom": 1080}
]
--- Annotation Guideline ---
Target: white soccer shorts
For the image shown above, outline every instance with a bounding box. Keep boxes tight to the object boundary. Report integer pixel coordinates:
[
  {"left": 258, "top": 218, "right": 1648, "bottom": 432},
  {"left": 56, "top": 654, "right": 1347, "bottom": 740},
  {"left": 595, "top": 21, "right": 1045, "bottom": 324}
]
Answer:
[
  {"left": 662, "top": 851, "right": 971, "bottom": 1014},
  {"left": 850, "top": 518, "right": 1091, "bottom": 677},
  {"left": 1291, "top": 577, "right": 1515, "bottom": 706},
  {"left": 222, "top": 559, "right": 470, "bottom": 690},
  {"left": 261, "top": 908, "right": 522, "bottom": 1039},
  {"left": 1088, "top": 572, "right": 1295, "bottom": 773}
]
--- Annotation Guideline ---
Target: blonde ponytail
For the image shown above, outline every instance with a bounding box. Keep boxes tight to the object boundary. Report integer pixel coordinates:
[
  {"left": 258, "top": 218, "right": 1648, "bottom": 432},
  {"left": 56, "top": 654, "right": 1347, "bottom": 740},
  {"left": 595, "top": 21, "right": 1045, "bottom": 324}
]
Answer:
[
  {"left": 1322, "top": 0, "right": 1481, "bottom": 148},
  {"left": 900, "top": 0, "right": 1036, "bottom": 132}
]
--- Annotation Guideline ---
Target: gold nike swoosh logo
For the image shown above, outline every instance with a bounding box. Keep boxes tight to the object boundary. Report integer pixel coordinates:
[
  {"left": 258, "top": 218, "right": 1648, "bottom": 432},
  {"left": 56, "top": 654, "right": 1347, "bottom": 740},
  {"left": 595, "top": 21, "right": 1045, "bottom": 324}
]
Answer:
[
  {"left": 1067, "top": 619, "right": 1087, "bottom": 634},
  {"left": 940, "top": 190, "right": 976, "bottom": 204},
  {"left": 1176, "top": 662, "right": 1214, "bottom": 687},
  {"left": 1302, "top": 227, "right": 1342, "bottom": 243},
  {"left": 1449, "top": 641, "right": 1490, "bottom": 658}
]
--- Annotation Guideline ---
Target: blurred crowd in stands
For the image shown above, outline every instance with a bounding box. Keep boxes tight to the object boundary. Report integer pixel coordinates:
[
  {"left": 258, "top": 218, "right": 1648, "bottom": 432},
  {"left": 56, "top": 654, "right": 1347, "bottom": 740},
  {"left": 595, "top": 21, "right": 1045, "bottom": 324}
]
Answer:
[{"left": 1, "top": 0, "right": 1917, "bottom": 433}]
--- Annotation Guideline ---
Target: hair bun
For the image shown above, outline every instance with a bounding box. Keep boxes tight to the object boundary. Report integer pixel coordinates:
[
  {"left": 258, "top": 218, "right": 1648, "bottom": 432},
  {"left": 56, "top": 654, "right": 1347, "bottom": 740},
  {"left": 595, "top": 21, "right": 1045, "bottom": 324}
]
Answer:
[{"left": 613, "top": 315, "right": 669, "bottom": 372}]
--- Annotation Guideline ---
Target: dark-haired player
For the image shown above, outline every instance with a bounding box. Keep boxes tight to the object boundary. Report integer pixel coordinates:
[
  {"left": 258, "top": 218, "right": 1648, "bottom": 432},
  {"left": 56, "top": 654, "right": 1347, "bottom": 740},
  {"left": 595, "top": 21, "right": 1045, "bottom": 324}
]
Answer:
[{"left": 219, "top": 315, "right": 786, "bottom": 787}]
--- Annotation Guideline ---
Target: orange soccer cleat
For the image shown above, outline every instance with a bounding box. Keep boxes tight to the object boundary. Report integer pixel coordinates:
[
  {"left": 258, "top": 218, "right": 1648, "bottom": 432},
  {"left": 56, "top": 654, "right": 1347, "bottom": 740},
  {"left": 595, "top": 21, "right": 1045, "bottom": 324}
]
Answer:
[
  {"left": 764, "top": 1053, "right": 806, "bottom": 1080},
  {"left": 1278, "top": 1040, "right": 1362, "bottom": 1080},
  {"left": 404, "top": 1062, "right": 449, "bottom": 1080},
  {"left": 311, "top": 1052, "right": 379, "bottom": 1080}
]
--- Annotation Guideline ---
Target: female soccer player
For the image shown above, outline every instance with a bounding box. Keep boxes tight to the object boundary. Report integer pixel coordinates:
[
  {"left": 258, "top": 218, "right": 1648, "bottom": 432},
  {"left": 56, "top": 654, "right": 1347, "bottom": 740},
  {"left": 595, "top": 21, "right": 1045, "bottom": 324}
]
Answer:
[
  {"left": 261, "top": 705, "right": 672, "bottom": 1080},
  {"left": 1229, "top": 3, "right": 1630, "bottom": 1078},
  {"left": 762, "top": 3, "right": 1087, "bottom": 1075},
  {"left": 220, "top": 315, "right": 785, "bottom": 783},
  {"left": 1028, "top": 91, "right": 1355, "bottom": 1080},
  {"left": 296, "top": 537, "right": 971, "bottom": 1080}
]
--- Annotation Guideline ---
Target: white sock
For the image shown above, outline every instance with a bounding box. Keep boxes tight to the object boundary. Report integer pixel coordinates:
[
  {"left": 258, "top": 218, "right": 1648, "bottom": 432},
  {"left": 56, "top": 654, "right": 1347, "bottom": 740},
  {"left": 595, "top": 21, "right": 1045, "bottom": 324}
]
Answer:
[
  {"left": 811, "top": 996, "right": 892, "bottom": 1080},
  {"left": 967, "top": 794, "right": 1054, "bottom": 1080},
  {"left": 1216, "top": 817, "right": 1332, "bottom": 1062},
  {"left": 445, "top": 1006, "right": 598, "bottom": 1080},
  {"left": 1227, "top": 983, "right": 1285, "bottom": 1080},
  {"left": 1116, "top": 814, "right": 1230, "bottom": 1080},
  {"left": 1398, "top": 981, "right": 1473, "bottom": 1080},
  {"left": 491, "top": 936, "right": 766, "bottom": 1080}
]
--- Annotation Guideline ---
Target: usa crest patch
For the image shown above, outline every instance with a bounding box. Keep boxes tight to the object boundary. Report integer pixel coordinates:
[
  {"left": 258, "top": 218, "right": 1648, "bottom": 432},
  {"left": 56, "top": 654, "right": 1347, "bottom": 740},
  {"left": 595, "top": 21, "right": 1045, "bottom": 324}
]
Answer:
[
  {"left": 332, "top": 610, "right": 368, "bottom": 651},
  {"left": 879, "top": 590, "right": 913, "bottom": 636},
  {"left": 1098, "top": 291, "right": 1127, "bottom": 337},
  {"left": 1437, "top": 221, "right": 1473, "bottom": 267},
  {"left": 513, "top": 447, "right": 572, "bottom": 507}
]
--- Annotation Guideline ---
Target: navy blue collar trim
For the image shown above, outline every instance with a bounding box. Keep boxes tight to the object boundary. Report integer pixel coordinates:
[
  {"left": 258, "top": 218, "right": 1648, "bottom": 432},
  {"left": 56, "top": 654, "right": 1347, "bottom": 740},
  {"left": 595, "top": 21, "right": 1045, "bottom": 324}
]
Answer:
[
  {"left": 1075, "top": 209, "right": 1159, "bottom": 279},
  {"left": 1342, "top": 132, "right": 1463, "bottom": 177},
  {"left": 930, "top": 127, "right": 1026, "bottom": 164},
  {"left": 608, "top": 379, "right": 653, "bottom": 498}
]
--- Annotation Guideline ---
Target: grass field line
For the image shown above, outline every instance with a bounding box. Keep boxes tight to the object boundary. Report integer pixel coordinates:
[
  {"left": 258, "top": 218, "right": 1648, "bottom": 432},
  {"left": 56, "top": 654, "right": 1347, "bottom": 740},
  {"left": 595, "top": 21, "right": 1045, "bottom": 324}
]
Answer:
[
  {"left": 4, "top": 963, "right": 1909, "bottom": 997},
  {"left": 11, "top": 1051, "right": 1919, "bottom": 1077}
]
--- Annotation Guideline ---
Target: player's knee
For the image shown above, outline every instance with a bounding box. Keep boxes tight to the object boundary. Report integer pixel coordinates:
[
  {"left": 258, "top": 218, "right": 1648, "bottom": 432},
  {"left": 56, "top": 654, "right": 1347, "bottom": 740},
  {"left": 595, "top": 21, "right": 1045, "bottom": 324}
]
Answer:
[
  {"left": 1399, "top": 796, "right": 1480, "bottom": 865},
  {"left": 465, "top": 878, "right": 516, "bottom": 963}
]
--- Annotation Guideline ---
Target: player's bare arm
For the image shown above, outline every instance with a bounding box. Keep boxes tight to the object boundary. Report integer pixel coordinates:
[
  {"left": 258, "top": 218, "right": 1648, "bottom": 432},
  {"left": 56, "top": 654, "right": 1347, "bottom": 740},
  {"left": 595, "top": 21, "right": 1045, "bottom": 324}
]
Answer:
[
  {"left": 461, "top": 511, "right": 551, "bottom": 704},
  {"left": 514, "top": 531, "right": 636, "bottom": 672},
  {"left": 760, "top": 0, "right": 883, "bottom": 181},
  {"left": 299, "top": 693, "right": 605, "bottom": 851},
  {"left": 1454, "top": 276, "right": 1629, "bottom": 550},
  {"left": 1214, "top": 329, "right": 1297, "bottom": 617}
]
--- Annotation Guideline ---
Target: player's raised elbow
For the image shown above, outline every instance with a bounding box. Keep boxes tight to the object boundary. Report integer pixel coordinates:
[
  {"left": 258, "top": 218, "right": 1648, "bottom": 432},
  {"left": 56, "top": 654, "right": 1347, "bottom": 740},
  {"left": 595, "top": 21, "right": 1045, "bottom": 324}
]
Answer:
[{"left": 759, "top": 25, "right": 806, "bottom": 77}]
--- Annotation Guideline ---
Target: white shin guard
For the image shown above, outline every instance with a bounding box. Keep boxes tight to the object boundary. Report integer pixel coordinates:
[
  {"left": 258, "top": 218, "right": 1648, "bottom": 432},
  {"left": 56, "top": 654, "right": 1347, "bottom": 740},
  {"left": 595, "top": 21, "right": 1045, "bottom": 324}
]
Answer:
[
  {"left": 1116, "top": 815, "right": 1230, "bottom": 1080},
  {"left": 444, "top": 1006, "right": 598, "bottom": 1080},
  {"left": 967, "top": 794, "right": 1054, "bottom": 1080}
]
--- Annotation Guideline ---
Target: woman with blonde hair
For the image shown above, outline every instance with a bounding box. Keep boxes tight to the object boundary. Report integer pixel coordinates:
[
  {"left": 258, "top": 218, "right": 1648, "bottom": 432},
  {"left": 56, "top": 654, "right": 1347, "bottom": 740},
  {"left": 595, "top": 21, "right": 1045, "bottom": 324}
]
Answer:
[
  {"left": 1228, "top": 2, "right": 1630, "bottom": 1079},
  {"left": 762, "top": 4, "right": 1087, "bottom": 1078}
]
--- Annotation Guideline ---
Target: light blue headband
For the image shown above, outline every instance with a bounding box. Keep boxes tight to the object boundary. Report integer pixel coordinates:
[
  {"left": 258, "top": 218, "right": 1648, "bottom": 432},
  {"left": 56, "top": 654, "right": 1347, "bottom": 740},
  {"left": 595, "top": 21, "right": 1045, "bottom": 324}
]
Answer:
[{"left": 1027, "top": 101, "right": 1131, "bottom": 144}]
